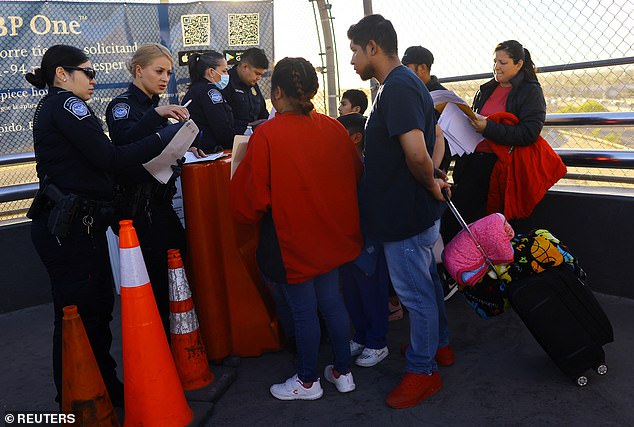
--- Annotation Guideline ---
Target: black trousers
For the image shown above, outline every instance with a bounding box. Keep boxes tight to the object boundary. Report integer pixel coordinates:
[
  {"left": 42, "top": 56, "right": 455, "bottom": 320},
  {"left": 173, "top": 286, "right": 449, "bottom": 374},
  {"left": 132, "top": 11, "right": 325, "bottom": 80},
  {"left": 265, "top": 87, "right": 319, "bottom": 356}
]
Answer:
[
  {"left": 441, "top": 152, "right": 498, "bottom": 242},
  {"left": 125, "top": 201, "right": 187, "bottom": 339},
  {"left": 31, "top": 213, "right": 121, "bottom": 405}
]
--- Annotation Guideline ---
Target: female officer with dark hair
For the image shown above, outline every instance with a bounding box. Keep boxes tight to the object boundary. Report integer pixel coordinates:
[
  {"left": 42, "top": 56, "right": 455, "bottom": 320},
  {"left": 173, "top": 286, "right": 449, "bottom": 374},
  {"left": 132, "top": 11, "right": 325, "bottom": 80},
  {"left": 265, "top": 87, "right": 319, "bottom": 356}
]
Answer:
[
  {"left": 25, "top": 44, "right": 178, "bottom": 407},
  {"left": 182, "top": 50, "right": 237, "bottom": 153},
  {"left": 443, "top": 40, "right": 546, "bottom": 240},
  {"left": 106, "top": 43, "right": 189, "bottom": 338}
]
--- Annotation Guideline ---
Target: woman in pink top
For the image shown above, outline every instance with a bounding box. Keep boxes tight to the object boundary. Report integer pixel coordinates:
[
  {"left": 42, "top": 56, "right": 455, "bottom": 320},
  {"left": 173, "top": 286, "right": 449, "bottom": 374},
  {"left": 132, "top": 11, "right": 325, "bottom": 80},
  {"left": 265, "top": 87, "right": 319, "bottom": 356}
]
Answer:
[{"left": 442, "top": 40, "right": 546, "bottom": 240}]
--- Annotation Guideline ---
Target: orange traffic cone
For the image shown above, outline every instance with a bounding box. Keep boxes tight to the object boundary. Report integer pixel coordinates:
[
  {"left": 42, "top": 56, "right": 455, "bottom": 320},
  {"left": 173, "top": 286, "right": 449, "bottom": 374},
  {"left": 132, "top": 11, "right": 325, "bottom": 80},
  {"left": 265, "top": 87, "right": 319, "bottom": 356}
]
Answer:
[
  {"left": 62, "top": 305, "right": 120, "bottom": 426},
  {"left": 168, "top": 249, "right": 214, "bottom": 390},
  {"left": 119, "top": 220, "right": 192, "bottom": 426}
]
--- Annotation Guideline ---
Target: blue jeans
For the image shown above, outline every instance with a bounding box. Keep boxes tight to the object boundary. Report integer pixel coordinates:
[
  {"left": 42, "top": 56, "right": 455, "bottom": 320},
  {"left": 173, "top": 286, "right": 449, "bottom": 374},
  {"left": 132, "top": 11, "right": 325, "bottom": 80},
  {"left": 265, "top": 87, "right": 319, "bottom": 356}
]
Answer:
[
  {"left": 262, "top": 277, "right": 295, "bottom": 341},
  {"left": 280, "top": 268, "right": 351, "bottom": 383},
  {"left": 383, "top": 220, "right": 450, "bottom": 374},
  {"left": 341, "top": 251, "right": 389, "bottom": 349}
]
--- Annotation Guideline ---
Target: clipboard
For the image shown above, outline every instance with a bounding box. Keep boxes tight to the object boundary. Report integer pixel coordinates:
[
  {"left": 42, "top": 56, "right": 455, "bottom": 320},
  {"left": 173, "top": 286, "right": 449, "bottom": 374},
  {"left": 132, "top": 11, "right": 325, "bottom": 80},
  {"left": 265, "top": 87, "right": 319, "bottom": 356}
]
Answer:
[
  {"left": 143, "top": 119, "right": 199, "bottom": 184},
  {"left": 230, "top": 134, "right": 250, "bottom": 179}
]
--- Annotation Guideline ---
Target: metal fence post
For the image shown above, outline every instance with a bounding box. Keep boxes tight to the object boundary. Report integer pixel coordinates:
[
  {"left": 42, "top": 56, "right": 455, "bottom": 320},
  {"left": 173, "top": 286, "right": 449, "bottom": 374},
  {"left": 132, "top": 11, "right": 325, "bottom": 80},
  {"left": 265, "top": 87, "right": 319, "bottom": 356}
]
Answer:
[{"left": 315, "top": 0, "right": 338, "bottom": 117}]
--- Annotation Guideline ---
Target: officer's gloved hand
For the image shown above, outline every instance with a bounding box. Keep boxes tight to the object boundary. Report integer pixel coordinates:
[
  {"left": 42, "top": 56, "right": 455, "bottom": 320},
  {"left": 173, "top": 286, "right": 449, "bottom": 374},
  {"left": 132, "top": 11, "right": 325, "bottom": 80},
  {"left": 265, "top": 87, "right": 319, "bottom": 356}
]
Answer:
[
  {"left": 156, "top": 122, "right": 185, "bottom": 144},
  {"left": 170, "top": 157, "right": 186, "bottom": 178}
]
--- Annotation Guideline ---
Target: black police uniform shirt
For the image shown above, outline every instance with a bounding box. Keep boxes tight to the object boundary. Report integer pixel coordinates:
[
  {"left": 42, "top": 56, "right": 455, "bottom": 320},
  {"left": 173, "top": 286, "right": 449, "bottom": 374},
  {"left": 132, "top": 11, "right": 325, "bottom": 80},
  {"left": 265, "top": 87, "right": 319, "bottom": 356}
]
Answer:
[
  {"left": 182, "top": 80, "right": 236, "bottom": 151},
  {"left": 222, "top": 66, "right": 269, "bottom": 134},
  {"left": 106, "top": 83, "right": 169, "bottom": 186},
  {"left": 33, "top": 87, "right": 167, "bottom": 201}
]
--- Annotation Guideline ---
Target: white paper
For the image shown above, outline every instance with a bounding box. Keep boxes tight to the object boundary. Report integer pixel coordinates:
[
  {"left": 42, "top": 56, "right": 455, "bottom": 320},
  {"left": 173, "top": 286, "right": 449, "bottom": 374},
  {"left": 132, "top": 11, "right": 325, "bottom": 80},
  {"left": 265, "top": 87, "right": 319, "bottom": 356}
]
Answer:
[
  {"left": 431, "top": 90, "right": 479, "bottom": 122},
  {"left": 430, "top": 90, "right": 469, "bottom": 107},
  {"left": 268, "top": 106, "right": 277, "bottom": 120},
  {"left": 230, "top": 135, "right": 250, "bottom": 179},
  {"left": 171, "top": 177, "right": 185, "bottom": 228},
  {"left": 438, "top": 102, "right": 484, "bottom": 156},
  {"left": 143, "top": 119, "right": 199, "bottom": 184},
  {"left": 106, "top": 227, "right": 121, "bottom": 294},
  {"left": 183, "top": 151, "right": 228, "bottom": 164}
]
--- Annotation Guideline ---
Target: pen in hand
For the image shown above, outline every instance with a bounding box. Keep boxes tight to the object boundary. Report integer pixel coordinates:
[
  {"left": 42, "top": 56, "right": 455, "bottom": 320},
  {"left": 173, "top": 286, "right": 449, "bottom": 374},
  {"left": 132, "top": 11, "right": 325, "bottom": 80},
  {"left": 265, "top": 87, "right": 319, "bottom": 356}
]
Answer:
[{"left": 183, "top": 99, "right": 192, "bottom": 108}]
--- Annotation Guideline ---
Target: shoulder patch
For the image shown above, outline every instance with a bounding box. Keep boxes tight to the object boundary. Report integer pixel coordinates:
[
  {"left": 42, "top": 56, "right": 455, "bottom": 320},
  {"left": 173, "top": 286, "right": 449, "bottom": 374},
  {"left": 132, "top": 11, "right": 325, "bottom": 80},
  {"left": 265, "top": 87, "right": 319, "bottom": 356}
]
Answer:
[
  {"left": 208, "top": 88, "right": 224, "bottom": 104},
  {"left": 112, "top": 102, "right": 130, "bottom": 120},
  {"left": 63, "top": 97, "right": 91, "bottom": 120}
]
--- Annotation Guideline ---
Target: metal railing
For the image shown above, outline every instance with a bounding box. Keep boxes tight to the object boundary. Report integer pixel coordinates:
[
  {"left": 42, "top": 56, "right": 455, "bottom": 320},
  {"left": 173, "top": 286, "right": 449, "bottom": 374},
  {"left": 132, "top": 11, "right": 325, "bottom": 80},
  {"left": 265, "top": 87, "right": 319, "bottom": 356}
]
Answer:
[
  {"left": 439, "top": 57, "right": 634, "bottom": 85},
  {"left": 0, "top": 153, "right": 36, "bottom": 167},
  {"left": 0, "top": 111, "right": 632, "bottom": 219},
  {"left": 546, "top": 112, "right": 634, "bottom": 128}
]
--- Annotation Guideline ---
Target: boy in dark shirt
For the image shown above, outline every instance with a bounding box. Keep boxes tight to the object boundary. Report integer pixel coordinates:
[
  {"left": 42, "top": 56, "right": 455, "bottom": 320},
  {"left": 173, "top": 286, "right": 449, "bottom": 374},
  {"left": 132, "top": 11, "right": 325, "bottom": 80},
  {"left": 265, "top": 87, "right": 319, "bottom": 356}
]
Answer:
[{"left": 338, "top": 89, "right": 369, "bottom": 116}]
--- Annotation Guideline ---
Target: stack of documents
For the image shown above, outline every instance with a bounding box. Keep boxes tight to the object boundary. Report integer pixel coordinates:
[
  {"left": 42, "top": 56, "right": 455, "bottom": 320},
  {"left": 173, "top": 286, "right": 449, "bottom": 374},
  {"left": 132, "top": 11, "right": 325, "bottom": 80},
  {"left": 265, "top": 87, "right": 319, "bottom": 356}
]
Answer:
[{"left": 431, "top": 90, "right": 484, "bottom": 156}]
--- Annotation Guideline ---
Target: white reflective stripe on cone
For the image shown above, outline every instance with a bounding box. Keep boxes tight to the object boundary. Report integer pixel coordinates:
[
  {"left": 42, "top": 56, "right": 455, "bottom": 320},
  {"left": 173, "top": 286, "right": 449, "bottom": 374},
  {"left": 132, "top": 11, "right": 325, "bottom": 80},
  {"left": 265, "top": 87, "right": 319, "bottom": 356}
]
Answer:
[
  {"left": 168, "top": 268, "right": 192, "bottom": 302},
  {"left": 119, "top": 247, "right": 150, "bottom": 288},
  {"left": 170, "top": 309, "right": 200, "bottom": 335}
]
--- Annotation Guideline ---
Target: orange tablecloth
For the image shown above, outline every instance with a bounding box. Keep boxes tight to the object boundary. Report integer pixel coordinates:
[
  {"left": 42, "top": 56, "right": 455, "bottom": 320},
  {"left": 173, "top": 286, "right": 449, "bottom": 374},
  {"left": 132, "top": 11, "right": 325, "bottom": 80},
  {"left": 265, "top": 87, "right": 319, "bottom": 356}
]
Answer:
[{"left": 181, "top": 154, "right": 281, "bottom": 360}]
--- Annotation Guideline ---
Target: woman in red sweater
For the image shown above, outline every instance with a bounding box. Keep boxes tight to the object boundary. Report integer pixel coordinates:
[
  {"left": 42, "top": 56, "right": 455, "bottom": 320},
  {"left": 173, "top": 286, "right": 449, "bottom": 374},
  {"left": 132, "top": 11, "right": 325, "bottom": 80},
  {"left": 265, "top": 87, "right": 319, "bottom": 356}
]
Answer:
[{"left": 230, "top": 57, "right": 363, "bottom": 400}]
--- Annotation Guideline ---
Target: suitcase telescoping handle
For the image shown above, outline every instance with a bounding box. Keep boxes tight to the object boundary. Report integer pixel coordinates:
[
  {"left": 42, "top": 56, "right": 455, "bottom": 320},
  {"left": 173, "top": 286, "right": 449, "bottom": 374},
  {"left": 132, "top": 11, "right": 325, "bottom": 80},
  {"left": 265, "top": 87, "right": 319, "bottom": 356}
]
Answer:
[{"left": 442, "top": 188, "right": 501, "bottom": 281}]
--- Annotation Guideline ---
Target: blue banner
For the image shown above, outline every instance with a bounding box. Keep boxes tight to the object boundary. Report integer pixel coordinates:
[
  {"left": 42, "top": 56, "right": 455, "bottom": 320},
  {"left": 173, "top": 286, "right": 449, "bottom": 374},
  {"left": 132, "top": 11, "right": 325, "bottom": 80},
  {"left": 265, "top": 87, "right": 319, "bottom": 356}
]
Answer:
[{"left": 0, "top": 1, "right": 273, "bottom": 154}]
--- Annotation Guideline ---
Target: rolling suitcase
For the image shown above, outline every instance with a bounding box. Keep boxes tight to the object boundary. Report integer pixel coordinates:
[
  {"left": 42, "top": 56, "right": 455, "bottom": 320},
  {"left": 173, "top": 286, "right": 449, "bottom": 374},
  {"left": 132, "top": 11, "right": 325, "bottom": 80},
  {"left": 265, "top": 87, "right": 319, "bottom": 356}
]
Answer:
[
  {"left": 443, "top": 191, "right": 614, "bottom": 386},
  {"left": 506, "top": 266, "right": 614, "bottom": 386}
]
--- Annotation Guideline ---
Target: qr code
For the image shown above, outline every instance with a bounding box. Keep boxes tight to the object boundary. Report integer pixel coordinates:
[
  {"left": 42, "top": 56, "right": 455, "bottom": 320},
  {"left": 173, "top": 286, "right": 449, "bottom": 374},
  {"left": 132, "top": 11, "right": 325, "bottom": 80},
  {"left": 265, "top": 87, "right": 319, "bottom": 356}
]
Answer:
[
  {"left": 228, "top": 13, "right": 260, "bottom": 46},
  {"left": 181, "top": 14, "right": 210, "bottom": 47}
]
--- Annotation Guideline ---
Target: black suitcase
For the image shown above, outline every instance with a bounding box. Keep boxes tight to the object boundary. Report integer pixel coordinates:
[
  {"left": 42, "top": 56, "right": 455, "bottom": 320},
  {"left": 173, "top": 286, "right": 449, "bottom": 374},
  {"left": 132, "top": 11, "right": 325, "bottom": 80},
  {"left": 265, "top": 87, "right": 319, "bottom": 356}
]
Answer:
[
  {"left": 442, "top": 190, "right": 614, "bottom": 386},
  {"left": 506, "top": 266, "right": 614, "bottom": 386}
]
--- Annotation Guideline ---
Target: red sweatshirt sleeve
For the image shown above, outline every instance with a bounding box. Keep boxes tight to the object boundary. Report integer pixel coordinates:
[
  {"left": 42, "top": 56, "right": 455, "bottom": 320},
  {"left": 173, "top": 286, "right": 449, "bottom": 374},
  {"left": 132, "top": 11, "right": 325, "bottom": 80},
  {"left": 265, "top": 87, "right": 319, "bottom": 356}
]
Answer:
[{"left": 229, "top": 131, "right": 272, "bottom": 224}]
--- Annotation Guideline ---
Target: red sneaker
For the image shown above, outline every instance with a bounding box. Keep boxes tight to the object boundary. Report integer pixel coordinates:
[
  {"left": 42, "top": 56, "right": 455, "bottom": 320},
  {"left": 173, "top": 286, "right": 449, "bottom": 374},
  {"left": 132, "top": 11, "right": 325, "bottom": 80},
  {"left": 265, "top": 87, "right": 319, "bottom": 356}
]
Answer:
[
  {"left": 386, "top": 372, "right": 442, "bottom": 409},
  {"left": 435, "top": 345, "right": 455, "bottom": 367}
]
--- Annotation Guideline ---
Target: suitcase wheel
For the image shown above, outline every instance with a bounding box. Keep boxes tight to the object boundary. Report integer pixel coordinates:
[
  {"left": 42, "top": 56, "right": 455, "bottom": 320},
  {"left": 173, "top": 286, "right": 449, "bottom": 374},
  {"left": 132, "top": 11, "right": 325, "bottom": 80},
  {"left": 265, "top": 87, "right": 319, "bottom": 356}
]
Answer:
[
  {"left": 595, "top": 364, "right": 608, "bottom": 376},
  {"left": 576, "top": 376, "right": 588, "bottom": 387}
]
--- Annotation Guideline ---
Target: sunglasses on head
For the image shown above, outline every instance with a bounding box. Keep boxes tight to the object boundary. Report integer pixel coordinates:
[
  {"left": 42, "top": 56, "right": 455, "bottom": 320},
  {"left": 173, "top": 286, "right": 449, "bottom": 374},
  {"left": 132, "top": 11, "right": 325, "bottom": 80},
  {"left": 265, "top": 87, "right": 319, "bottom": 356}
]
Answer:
[{"left": 63, "top": 66, "right": 97, "bottom": 80}]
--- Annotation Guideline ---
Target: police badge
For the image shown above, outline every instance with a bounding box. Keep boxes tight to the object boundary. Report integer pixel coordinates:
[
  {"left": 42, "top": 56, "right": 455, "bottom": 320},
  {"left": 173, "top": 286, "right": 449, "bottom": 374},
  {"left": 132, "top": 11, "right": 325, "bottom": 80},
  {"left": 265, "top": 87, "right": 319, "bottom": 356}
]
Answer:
[
  {"left": 63, "top": 97, "right": 91, "bottom": 120},
  {"left": 112, "top": 103, "right": 131, "bottom": 120}
]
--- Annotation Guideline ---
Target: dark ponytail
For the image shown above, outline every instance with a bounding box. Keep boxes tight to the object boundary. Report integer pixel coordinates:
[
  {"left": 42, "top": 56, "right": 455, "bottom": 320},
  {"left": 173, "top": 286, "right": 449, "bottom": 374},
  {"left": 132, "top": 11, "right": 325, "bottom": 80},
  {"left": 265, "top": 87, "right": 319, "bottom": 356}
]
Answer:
[
  {"left": 494, "top": 40, "right": 538, "bottom": 82},
  {"left": 186, "top": 50, "right": 224, "bottom": 86},
  {"left": 25, "top": 44, "right": 89, "bottom": 89},
  {"left": 271, "top": 57, "right": 319, "bottom": 115}
]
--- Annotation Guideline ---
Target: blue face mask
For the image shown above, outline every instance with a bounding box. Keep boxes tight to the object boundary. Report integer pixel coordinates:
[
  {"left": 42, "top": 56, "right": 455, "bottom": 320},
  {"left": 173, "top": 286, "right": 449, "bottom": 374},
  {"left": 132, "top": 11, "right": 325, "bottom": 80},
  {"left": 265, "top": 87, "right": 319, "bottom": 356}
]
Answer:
[{"left": 212, "top": 68, "right": 230, "bottom": 90}]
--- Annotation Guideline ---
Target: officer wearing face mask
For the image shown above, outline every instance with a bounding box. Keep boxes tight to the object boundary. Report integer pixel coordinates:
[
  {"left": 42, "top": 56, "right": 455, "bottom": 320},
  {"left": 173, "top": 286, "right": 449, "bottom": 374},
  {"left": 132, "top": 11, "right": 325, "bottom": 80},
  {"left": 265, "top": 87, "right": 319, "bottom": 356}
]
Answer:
[{"left": 182, "top": 50, "right": 236, "bottom": 153}]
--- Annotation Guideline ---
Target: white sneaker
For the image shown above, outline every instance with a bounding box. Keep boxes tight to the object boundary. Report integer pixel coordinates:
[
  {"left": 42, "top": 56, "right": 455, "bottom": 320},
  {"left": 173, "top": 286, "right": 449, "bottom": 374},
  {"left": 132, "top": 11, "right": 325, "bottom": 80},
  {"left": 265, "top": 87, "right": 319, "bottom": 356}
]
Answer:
[
  {"left": 349, "top": 340, "right": 365, "bottom": 357},
  {"left": 269, "top": 374, "right": 323, "bottom": 401},
  {"left": 355, "top": 346, "right": 389, "bottom": 367},
  {"left": 323, "top": 365, "right": 356, "bottom": 393}
]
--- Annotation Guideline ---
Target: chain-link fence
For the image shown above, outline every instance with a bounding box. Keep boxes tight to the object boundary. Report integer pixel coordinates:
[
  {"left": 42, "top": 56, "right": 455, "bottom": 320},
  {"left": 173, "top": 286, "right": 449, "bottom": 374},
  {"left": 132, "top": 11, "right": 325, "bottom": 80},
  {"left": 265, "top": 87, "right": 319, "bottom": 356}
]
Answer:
[
  {"left": 1, "top": 0, "right": 274, "bottom": 222},
  {"left": 343, "top": 0, "right": 634, "bottom": 190},
  {"left": 1, "top": 0, "right": 633, "bottom": 224}
]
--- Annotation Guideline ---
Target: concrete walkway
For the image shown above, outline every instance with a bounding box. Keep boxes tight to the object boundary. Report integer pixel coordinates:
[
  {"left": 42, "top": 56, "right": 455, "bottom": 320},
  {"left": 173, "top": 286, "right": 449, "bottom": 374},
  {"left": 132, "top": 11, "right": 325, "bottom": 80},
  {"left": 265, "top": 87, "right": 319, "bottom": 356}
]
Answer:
[{"left": 1, "top": 292, "right": 633, "bottom": 426}]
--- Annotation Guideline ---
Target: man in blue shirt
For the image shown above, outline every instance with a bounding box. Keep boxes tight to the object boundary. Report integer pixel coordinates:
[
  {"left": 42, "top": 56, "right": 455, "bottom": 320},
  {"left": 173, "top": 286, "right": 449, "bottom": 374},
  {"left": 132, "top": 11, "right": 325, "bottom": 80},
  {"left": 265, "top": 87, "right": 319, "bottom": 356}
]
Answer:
[{"left": 347, "top": 14, "right": 453, "bottom": 409}]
